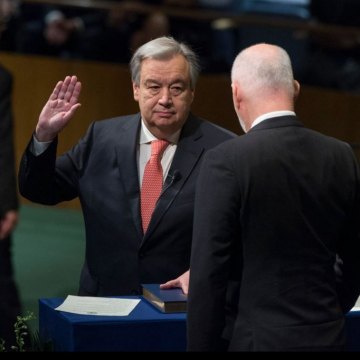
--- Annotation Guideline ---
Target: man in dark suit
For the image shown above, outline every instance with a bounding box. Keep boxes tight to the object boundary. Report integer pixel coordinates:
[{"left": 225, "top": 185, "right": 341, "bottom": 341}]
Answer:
[
  {"left": 187, "top": 43, "right": 360, "bottom": 351},
  {"left": 18, "top": 36, "right": 236, "bottom": 297},
  {"left": 0, "top": 63, "right": 21, "bottom": 347}
]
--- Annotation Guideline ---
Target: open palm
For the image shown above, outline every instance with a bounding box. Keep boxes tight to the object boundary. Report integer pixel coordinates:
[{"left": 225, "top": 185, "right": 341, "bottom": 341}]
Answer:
[{"left": 36, "top": 75, "right": 82, "bottom": 141}]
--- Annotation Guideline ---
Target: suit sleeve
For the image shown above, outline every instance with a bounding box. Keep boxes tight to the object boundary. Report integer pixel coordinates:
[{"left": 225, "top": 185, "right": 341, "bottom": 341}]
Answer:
[
  {"left": 0, "top": 67, "right": 18, "bottom": 215},
  {"left": 187, "top": 144, "right": 241, "bottom": 351},
  {"left": 19, "top": 122, "right": 95, "bottom": 205},
  {"left": 336, "top": 147, "right": 360, "bottom": 313}
]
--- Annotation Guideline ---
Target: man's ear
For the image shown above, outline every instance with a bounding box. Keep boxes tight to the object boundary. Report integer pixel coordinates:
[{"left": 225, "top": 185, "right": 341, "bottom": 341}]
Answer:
[
  {"left": 232, "top": 82, "right": 241, "bottom": 111},
  {"left": 294, "top": 80, "right": 300, "bottom": 100},
  {"left": 133, "top": 82, "right": 139, "bottom": 101}
]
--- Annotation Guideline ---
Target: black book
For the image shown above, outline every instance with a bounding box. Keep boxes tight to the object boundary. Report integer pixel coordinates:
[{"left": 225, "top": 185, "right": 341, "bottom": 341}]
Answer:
[{"left": 142, "top": 284, "right": 187, "bottom": 313}]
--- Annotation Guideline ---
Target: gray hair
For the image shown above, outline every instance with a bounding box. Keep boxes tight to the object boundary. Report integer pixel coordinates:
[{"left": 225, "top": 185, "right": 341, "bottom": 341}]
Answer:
[{"left": 130, "top": 36, "right": 200, "bottom": 89}]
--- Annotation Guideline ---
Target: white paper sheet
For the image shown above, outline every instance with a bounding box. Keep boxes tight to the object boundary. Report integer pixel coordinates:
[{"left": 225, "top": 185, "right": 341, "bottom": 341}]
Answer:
[{"left": 55, "top": 295, "right": 140, "bottom": 316}]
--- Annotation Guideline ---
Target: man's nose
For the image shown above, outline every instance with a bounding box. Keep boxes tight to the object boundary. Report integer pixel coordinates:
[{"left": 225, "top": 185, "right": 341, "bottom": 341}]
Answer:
[{"left": 158, "top": 88, "right": 172, "bottom": 104}]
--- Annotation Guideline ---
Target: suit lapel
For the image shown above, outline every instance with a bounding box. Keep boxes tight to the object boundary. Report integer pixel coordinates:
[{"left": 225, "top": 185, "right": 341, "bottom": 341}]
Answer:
[
  {"left": 114, "top": 114, "right": 206, "bottom": 243},
  {"left": 143, "top": 116, "right": 204, "bottom": 241},
  {"left": 115, "top": 115, "right": 143, "bottom": 239}
]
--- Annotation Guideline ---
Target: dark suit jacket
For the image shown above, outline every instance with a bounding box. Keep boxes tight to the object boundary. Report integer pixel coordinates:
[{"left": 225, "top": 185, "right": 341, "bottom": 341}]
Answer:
[
  {"left": 187, "top": 116, "right": 360, "bottom": 351},
  {"left": 18, "top": 113, "right": 236, "bottom": 296},
  {"left": 0, "top": 64, "right": 21, "bottom": 346},
  {"left": 0, "top": 65, "right": 18, "bottom": 218}
]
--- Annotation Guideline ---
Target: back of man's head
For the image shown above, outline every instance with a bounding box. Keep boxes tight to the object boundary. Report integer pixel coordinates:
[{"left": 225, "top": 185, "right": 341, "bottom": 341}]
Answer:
[{"left": 231, "top": 43, "right": 295, "bottom": 99}]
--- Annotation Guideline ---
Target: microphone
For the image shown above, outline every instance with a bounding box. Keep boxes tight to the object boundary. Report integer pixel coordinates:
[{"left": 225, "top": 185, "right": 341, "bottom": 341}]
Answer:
[
  {"left": 159, "top": 170, "right": 182, "bottom": 199},
  {"left": 167, "top": 169, "right": 181, "bottom": 184}
]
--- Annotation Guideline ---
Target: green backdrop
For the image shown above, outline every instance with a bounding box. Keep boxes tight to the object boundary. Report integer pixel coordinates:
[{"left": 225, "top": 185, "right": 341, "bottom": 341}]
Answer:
[{"left": 13, "top": 204, "right": 85, "bottom": 334}]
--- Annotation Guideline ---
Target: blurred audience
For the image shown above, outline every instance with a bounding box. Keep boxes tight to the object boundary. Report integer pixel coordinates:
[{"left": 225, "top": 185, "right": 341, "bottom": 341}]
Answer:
[
  {"left": 0, "top": 0, "right": 359, "bottom": 92},
  {"left": 18, "top": 5, "right": 106, "bottom": 59},
  {"left": 130, "top": 11, "right": 170, "bottom": 53},
  {"left": 304, "top": 0, "right": 360, "bottom": 92},
  {"left": 0, "top": 0, "right": 22, "bottom": 51}
]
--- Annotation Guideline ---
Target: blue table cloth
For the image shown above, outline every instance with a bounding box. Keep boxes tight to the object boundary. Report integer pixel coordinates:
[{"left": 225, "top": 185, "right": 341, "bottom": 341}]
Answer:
[
  {"left": 39, "top": 297, "right": 360, "bottom": 352},
  {"left": 346, "top": 309, "right": 360, "bottom": 352},
  {"left": 39, "top": 297, "right": 186, "bottom": 352}
]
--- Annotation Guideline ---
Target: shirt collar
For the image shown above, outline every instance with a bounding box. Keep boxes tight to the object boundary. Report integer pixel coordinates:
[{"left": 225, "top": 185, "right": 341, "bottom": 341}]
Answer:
[
  {"left": 251, "top": 110, "right": 296, "bottom": 129},
  {"left": 139, "top": 119, "right": 181, "bottom": 145}
]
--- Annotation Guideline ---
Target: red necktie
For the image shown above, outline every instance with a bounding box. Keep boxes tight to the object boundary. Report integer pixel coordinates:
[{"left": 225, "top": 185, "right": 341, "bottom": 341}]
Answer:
[{"left": 141, "top": 140, "right": 169, "bottom": 233}]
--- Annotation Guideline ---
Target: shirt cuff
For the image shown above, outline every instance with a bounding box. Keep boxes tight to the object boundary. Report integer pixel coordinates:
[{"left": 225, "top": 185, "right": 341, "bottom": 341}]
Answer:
[{"left": 30, "top": 135, "right": 53, "bottom": 156}]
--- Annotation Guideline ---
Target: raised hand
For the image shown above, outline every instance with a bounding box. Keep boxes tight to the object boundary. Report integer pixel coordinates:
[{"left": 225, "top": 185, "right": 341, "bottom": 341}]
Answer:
[{"left": 35, "top": 75, "right": 82, "bottom": 141}]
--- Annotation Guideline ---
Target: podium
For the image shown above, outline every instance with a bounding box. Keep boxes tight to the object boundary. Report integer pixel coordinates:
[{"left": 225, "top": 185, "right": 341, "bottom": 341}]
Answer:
[{"left": 39, "top": 297, "right": 186, "bottom": 352}]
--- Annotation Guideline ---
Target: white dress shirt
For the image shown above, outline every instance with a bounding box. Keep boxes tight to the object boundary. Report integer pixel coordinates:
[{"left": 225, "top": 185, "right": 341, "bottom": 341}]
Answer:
[
  {"left": 31, "top": 119, "right": 181, "bottom": 187},
  {"left": 251, "top": 110, "right": 296, "bottom": 129}
]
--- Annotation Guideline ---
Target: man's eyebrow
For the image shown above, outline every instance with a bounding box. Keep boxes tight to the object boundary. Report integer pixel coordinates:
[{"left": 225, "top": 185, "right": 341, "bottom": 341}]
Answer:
[
  {"left": 144, "top": 79, "right": 160, "bottom": 85},
  {"left": 171, "top": 79, "right": 187, "bottom": 85},
  {"left": 143, "top": 78, "right": 188, "bottom": 85}
]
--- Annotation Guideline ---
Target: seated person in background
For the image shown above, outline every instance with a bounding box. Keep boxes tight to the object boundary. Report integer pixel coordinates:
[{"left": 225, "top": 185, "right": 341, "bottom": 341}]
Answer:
[
  {"left": 130, "top": 11, "right": 170, "bottom": 53},
  {"left": 305, "top": 0, "right": 360, "bottom": 92},
  {"left": 18, "top": 5, "right": 106, "bottom": 59},
  {"left": 0, "top": 0, "right": 23, "bottom": 52}
]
